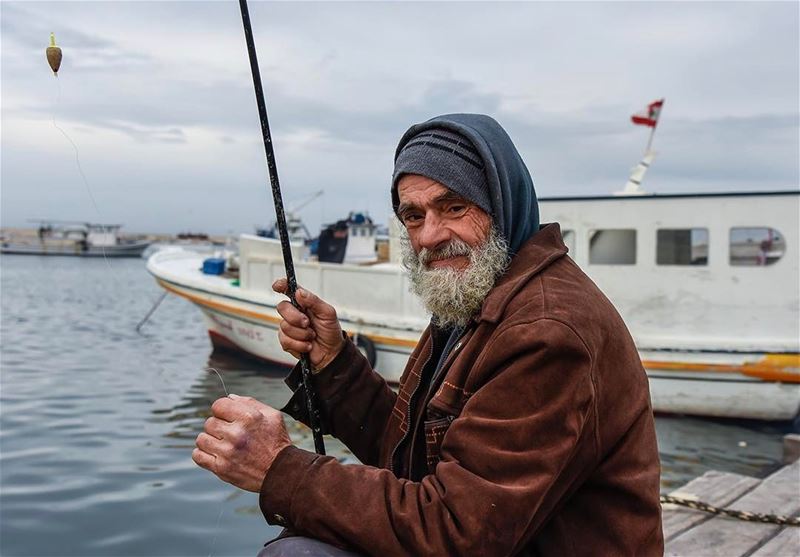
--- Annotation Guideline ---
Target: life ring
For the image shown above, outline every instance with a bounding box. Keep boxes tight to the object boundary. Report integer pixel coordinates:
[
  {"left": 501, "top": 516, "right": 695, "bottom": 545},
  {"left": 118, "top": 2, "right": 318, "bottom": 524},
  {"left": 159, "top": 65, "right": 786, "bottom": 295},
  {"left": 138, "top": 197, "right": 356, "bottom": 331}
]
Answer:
[{"left": 352, "top": 333, "right": 377, "bottom": 368}]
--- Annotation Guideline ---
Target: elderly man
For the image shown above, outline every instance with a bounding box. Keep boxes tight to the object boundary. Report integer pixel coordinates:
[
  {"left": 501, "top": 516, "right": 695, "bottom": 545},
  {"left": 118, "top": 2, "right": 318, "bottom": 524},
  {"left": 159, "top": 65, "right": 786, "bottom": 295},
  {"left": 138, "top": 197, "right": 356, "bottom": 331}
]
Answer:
[{"left": 193, "top": 114, "right": 664, "bottom": 556}]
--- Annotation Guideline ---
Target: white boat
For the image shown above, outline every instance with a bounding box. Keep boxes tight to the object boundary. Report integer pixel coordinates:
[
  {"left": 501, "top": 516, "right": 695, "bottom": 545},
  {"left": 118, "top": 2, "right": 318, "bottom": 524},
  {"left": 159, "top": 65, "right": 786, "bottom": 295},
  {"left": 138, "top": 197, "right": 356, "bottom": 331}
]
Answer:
[
  {"left": 147, "top": 140, "right": 800, "bottom": 422},
  {"left": 1, "top": 221, "right": 150, "bottom": 258},
  {"left": 545, "top": 190, "right": 799, "bottom": 420},
  {"left": 147, "top": 186, "right": 800, "bottom": 421}
]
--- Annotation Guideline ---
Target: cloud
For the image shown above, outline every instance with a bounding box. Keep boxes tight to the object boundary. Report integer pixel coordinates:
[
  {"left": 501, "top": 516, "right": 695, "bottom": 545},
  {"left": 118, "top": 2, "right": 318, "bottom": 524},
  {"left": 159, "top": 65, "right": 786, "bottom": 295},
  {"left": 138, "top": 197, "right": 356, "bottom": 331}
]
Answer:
[{"left": 1, "top": 1, "right": 797, "bottom": 234}]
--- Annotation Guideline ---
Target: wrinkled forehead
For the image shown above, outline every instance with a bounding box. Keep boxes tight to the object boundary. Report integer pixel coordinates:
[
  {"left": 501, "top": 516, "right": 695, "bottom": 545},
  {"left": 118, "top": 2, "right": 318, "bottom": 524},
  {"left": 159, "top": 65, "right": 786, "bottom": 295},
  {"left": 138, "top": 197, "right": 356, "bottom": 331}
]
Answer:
[{"left": 396, "top": 174, "right": 480, "bottom": 212}]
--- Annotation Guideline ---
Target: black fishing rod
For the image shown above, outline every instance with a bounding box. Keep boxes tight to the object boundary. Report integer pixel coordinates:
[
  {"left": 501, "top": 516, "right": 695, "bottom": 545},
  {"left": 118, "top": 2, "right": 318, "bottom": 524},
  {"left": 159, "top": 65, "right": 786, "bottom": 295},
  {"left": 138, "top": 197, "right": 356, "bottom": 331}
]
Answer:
[{"left": 238, "top": 0, "right": 325, "bottom": 455}]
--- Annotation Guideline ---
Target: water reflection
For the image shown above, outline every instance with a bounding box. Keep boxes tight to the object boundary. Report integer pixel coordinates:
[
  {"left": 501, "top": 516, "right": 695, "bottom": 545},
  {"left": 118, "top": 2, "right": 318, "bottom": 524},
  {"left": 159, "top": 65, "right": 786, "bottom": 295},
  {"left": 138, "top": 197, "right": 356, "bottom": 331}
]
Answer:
[{"left": 656, "top": 414, "right": 788, "bottom": 490}]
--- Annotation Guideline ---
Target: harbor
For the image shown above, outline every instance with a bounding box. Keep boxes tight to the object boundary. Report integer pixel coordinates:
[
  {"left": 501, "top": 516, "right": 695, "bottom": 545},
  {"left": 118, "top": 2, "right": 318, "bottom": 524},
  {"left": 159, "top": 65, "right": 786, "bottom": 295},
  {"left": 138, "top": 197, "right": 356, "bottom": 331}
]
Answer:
[
  {"left": 2, "top": 1, "right": 798, "bottom": 554},
  {"left": 146, "top": 189, "right": 800, "bottom": 422},
  {"left": 0, "top": 254, "right": 797, "bottom": 556},
  {"left": 663, "top": 438, "right": 800, "bottom": 556}
]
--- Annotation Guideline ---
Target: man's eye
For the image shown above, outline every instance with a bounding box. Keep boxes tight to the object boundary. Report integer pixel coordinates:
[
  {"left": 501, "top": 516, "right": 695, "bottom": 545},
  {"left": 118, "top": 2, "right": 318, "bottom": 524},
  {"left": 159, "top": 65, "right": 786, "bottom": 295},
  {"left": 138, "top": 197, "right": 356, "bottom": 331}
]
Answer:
[
  {"left": 403, "top": 213, "right": 422, "bottom": 224},
  {"left": 448, "top": 205, "right": 466, "bottom": 214}
]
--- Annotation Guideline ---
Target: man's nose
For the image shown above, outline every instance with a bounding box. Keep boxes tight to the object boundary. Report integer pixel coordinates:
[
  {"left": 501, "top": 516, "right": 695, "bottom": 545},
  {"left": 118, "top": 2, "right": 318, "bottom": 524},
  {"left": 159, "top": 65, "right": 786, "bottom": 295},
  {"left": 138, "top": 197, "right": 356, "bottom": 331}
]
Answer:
[{"left": 418, "top": 214, "right": 452, "bottom": 251}]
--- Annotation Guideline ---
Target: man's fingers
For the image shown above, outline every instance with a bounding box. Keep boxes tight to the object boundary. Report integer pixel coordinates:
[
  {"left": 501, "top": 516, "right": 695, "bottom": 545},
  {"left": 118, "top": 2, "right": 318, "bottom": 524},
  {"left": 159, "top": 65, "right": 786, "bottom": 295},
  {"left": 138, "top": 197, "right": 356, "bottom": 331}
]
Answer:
[
  {"left": 192, "top": 448, "right": 216, "bottom": 471},
  {"left": 204, "top": 416, "right": 226, "bottom": 439},
  {"left": 276, "top": 284, "right": 336, "bottom": 320},
  {"left": 297, "top": 288, "right": 337, "bottom": 321},
  {"left": 195, "top": 432, "right": 221, "bottom": 456},
  {"left": 279, "top": 319, "right": 315, "bottom": 342},
  {"left": 211, "top": 396, "right": 257, "bottom": 422},
  {"left": 272, "top": 278, "right": 288, "bottom": 294},
  {"left": 278, "top": 329, "right": 313, "bottom": 356},
  {"left": 276, "top": 300, "right": 309, "bottom": 328},
  {"left": 235, "top": 397, "right": 280, "bottom": 419}
]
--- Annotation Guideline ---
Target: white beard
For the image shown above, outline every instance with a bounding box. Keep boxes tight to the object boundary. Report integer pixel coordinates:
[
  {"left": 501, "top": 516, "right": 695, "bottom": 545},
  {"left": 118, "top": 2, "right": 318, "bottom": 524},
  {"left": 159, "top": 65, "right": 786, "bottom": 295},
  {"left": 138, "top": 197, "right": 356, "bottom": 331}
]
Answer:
[{"left": 400, "top": 227, "right": 509, "bottom": 329}]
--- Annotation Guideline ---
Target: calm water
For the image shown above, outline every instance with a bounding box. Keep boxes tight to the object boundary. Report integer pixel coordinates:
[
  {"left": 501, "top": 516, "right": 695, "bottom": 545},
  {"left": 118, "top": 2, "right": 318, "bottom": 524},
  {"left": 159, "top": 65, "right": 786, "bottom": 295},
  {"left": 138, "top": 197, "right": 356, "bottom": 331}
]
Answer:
[{"left": 0, "top": 255, "right": 792, "bottom": 556}]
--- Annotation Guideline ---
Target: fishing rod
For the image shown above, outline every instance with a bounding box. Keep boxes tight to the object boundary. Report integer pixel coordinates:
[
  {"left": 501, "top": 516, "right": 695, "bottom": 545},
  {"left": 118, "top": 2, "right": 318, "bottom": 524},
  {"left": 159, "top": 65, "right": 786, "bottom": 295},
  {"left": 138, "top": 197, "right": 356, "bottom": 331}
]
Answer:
[{"left": 237, "top": 0, "right": 325, "bottom": 455}]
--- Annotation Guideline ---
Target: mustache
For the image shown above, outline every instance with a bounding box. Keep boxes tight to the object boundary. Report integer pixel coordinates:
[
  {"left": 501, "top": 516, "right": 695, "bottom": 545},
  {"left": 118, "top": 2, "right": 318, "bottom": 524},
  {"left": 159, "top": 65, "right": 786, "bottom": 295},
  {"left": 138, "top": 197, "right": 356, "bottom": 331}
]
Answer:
[{"left": 419, "top": 239, "right": 473, "bottom": 266}]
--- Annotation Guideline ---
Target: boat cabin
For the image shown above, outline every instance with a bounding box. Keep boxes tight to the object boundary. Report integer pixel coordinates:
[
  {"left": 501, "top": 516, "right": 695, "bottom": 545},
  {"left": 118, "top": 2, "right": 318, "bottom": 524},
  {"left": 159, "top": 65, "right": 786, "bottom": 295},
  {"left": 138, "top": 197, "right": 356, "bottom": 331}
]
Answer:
[
  {"left": 318, "top": 212, "right": 378, "bottom": 264},
  {"left": 539, "top": 191, "right": 799, "bottom": 354}
]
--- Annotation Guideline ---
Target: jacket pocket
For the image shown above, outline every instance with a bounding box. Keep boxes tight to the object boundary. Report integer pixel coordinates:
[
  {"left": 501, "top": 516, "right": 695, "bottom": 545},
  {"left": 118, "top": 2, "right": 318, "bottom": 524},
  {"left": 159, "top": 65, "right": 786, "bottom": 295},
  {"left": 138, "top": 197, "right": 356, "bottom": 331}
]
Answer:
[{"left": 424, "top": 414, "right": 455, "bottom": 473}]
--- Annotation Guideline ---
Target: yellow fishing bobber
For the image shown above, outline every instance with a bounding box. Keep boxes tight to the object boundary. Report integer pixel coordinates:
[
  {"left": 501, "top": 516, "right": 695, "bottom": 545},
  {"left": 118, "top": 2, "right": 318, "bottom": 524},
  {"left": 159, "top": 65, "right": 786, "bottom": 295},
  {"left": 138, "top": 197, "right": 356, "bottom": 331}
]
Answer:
[{"left": 46, "top": 33, "right": 62, "bottom": 75}]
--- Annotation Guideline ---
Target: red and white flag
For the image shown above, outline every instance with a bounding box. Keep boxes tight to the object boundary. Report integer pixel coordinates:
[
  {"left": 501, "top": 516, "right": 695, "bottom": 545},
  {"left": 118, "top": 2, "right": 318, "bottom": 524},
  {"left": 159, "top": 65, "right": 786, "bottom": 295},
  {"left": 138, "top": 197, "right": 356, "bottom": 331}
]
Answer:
[{"left": 631, "top": 99, "right": 664, "bottom": 127}]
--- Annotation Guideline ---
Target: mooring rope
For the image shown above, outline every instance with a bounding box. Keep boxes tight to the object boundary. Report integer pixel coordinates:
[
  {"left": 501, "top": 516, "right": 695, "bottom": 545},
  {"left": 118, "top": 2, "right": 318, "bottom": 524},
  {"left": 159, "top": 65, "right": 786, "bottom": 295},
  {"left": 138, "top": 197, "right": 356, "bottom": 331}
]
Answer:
[{"left": 660, "top": 494, "right": 800, "bottom": 526}]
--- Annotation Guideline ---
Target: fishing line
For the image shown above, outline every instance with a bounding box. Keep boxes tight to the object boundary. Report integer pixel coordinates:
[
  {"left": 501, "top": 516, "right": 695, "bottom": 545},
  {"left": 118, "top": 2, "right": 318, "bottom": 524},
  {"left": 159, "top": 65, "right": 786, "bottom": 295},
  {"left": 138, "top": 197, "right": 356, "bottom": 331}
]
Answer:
[
  {"left": 44, "top": 35, "right": 259, "bottom": 557},
  {"left": 207, "top": 505, "right": 226, "bottom": 557},
  {"left": 205, "top": 367, "right": 229, "bottom": 396},
  {"left": 203, "top": 366, "right": 231, "bottom": 557},
  {"left": 47, "top": 76, "right": 187, "bottom": 385},
  {"left": 48, "top": 70, "right": 235, "bottom": 556},
  {"left": 47, "top": 73, "right": 195, "bottom": 405},
  {"left": 48, "top": 78, "right": 112, "bottom": 272}
]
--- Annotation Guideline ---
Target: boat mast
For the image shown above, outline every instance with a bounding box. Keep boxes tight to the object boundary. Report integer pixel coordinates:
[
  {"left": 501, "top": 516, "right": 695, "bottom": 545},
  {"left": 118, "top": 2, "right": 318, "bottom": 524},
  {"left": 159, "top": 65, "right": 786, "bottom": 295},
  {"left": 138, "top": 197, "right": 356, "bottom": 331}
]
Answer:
[{"left": 617, "top": 99, "right": 665, "bottom": 196}]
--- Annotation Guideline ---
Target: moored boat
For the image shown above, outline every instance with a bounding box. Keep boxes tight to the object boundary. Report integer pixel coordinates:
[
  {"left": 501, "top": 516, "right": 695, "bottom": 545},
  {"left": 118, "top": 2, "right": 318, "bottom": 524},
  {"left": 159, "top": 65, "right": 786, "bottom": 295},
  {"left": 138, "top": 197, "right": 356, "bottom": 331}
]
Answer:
[
  {"left": 147, "top": 186, "right": 800, "bottom": 421},
  {"left": 1, "top": 221, "right": 150, "bottom": 258}
]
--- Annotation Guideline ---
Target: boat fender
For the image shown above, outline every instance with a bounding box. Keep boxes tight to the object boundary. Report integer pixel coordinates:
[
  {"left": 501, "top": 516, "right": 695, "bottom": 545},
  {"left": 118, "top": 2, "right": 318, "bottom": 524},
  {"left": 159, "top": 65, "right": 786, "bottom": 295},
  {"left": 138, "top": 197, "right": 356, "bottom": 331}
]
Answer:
[{"left": 351, "top": 333, "right": 377, "bottom": 368}]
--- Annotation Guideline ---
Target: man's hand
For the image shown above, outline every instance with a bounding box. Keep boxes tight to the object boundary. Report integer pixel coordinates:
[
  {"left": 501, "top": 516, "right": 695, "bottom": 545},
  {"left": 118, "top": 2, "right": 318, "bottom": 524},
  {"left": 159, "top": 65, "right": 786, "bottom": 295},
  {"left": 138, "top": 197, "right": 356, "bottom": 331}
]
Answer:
[
  {"left": 272, "top": 279, "right": 345, "bottom": 370},
  {"left": 192, "top": 394, "right": 291, "bottom": 492}
]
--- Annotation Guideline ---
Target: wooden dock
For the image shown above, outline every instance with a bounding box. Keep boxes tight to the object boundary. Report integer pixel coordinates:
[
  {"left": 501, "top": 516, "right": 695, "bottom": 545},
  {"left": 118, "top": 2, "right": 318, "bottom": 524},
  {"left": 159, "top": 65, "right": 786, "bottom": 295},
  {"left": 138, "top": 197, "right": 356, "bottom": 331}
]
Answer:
[{"left": 663, "top": 455, "right": 799, "bottom": 556}]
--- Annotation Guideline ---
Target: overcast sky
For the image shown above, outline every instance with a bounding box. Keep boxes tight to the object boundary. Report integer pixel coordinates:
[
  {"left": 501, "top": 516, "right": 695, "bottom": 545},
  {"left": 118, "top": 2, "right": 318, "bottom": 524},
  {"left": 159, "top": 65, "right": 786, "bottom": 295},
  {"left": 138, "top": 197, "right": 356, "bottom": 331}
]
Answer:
[{"left": 2, "top": 1, "right": 798, "bottom": 235}]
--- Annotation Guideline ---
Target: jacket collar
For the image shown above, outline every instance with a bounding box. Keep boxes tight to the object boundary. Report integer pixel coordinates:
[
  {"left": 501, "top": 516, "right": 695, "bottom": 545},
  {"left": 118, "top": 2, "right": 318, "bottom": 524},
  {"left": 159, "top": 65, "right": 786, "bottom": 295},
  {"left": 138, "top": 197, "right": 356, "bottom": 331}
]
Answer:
[{"left": 477, "top": 223, "right": 568, "bottom": 324}]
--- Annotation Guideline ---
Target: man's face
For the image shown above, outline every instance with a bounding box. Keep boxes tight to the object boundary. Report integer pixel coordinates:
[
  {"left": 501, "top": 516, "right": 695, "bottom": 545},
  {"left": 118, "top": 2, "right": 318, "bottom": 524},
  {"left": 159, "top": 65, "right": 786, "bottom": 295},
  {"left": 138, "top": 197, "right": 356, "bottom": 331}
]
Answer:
[
  {"left": 396, "top": 174, "right": 508, "bottom": 329},
  {"left": 396, "top": 174, "right": 493, "bottom": 271}
]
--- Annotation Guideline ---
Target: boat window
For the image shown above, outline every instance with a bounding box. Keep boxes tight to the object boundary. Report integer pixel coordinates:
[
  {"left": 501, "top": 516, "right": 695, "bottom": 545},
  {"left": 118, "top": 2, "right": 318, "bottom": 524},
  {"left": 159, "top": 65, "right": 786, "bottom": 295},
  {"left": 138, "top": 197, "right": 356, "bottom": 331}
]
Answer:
[
  {"left": 730, "top": 227, "right": 786, "bottom": 266},
  {"left": 561, "top": 229, "right": 576, "bottom": 257},
  {"left": 657, "top": 228, "right": 709, "bottom": 266},
  {"left": 589, "top": 229, "right": 636, "bottom": 265}
]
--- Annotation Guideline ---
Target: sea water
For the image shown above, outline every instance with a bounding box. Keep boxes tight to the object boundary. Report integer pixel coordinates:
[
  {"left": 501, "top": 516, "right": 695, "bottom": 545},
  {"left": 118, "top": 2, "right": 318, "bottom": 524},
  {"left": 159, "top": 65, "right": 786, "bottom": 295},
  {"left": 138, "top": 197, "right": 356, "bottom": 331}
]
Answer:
[{"left": 0, "top": 255, "right": 791, "bottom": 556}]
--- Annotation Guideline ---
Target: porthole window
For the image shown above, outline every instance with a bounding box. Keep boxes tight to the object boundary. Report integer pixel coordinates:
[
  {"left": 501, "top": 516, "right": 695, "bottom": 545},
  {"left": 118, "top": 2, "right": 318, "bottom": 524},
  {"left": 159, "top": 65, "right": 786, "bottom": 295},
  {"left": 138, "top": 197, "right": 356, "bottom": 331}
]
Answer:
[
  {"left": 730, "top": 227, "right": 786, "bottom": 266},
  {"left": 589, "top": 229, "right": 636, "bottom": 265},
  {"left": 561, "top": 229, "right": 576, "bottom": 257},
  {"left": 657, "top": 228, "right": 709, "bottom": 265}
]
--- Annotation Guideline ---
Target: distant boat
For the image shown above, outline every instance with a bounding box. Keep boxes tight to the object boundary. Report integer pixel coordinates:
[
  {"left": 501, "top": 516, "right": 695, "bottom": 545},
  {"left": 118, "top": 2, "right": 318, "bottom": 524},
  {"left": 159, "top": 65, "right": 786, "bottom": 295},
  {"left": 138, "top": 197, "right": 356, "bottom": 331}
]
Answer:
[
  {"left": 147, "top": 151, "right": 800, "bottom": 420},
  {"left": 1, "top": 221, "right": 150, "bottom": 258},
  {"left": 255, "top": 189, "right": 323, "bottom": 246},
  {"left": 140, "top": 232, "right": 225, "bottom": 260},
  {"left": 316, "top": 212, "right": 379, "bottom": 264}
]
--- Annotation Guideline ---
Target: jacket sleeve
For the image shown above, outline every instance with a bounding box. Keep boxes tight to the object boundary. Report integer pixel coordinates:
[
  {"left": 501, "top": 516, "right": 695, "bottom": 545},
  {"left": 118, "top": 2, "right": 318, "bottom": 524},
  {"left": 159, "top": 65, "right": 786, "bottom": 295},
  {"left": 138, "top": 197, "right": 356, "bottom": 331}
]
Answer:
[
  {"left": 262, "top": 319, "right": 598, "bottom": 557},
  {"left": 281, "top": 338, "right": 397, "bottom": 466}
]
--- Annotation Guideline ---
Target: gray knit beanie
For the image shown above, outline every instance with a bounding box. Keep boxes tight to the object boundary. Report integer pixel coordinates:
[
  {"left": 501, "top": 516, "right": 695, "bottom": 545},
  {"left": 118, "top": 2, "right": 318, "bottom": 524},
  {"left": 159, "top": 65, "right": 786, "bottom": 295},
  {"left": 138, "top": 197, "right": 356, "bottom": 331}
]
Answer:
[{"left": 391, "top": 128, "right": 491, "bottom": 217}]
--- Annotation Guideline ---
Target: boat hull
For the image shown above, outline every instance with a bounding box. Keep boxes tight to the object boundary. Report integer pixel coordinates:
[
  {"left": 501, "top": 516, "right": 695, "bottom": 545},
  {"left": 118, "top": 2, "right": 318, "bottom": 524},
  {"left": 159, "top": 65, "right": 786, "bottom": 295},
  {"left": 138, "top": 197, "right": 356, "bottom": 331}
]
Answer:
[
  {"left": 157, "top": 275, "right": 799, "bottom": 421},
  {"left": 1, "top": 242, "right": 150, "bottom": 257},
  {"left": 154, "top": 275, "right": 416, "bottom": 381},
  {"left": 647, "top": 371, "right": 800, "bottom": 421},
  {"left": 147, "top": 214, "right": 800, "bottom": 422}
]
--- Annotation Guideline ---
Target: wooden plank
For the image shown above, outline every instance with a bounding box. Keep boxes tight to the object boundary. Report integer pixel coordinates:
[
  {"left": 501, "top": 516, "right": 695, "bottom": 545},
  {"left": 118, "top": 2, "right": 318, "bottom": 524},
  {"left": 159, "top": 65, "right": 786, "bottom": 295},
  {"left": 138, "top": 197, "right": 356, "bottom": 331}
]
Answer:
[
  {"left": 783, "top": 434, "right": 800, "bottom": 465},
  {"left": 750, "top": 528, "right": 800, "bottom": 557},
  {"left": 666, "top": 460, "right": 800, "bottom": 557},
  {"left": 662, "top": 470, "right": 760, "bottom": 541}
]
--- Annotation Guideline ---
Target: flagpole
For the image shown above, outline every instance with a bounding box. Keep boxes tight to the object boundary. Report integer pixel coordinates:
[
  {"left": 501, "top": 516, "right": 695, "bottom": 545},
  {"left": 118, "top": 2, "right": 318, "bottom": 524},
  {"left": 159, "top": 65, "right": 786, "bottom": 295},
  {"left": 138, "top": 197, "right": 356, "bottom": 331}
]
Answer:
[
  {"left": 645, "top": 126, "right": 656, "bottom": 153},
  {"left": 644, "top": 98, "right": 664, "bottom": 153}
]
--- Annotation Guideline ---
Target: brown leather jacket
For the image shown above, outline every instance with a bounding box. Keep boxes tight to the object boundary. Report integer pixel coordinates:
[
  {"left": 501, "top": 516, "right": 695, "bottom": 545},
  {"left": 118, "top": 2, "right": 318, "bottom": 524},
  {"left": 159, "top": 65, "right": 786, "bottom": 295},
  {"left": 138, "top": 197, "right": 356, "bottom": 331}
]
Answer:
[{"left": 261, "top": 223, "right": 664, "bottom": 556}]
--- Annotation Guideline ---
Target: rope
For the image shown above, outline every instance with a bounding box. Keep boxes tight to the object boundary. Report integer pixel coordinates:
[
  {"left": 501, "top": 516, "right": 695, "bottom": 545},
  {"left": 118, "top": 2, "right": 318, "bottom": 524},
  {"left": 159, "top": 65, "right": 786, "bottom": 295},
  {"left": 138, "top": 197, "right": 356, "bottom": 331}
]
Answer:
[{"left": 661, "top": 494, "right": 800, "bottom": 526}]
